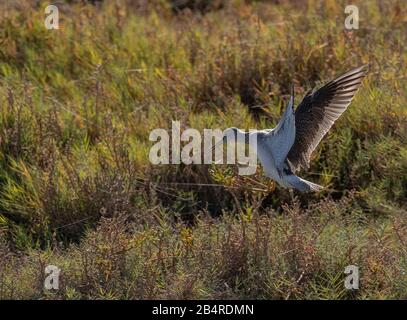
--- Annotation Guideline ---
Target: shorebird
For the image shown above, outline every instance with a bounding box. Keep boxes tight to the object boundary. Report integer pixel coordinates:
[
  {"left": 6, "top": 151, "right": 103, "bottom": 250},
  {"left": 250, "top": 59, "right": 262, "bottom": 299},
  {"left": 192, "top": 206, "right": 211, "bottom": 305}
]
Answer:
[{"left": 214, "top": 65, "right": 368, "bottom": 192}]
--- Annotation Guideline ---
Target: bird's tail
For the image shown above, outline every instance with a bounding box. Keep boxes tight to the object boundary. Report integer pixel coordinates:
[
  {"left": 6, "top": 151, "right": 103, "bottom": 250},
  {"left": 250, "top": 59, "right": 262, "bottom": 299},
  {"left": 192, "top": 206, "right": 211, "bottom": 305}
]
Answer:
[{"left": 285, "top": 174, "right": 323, "bottom": 192}]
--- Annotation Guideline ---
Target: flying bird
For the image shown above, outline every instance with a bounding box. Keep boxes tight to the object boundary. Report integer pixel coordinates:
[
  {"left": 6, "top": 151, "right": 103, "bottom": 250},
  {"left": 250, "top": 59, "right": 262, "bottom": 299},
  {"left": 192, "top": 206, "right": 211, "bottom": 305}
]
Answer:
[{"left": 215, "top": 65, "right": 368, "bottom": 192}]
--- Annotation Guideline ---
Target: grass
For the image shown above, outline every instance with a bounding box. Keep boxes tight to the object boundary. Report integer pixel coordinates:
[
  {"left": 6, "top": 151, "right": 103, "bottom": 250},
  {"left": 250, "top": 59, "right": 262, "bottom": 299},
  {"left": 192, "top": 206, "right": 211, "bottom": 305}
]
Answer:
[{"left": 0, "top": 0, "right": 406, "bottom": 299}]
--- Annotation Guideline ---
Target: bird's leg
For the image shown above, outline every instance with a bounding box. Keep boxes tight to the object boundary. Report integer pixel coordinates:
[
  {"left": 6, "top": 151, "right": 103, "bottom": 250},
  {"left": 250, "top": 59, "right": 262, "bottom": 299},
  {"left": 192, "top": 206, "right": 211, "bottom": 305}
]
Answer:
[
  {"left": 266, "top": 180, "right": 276, "bottom": 193},
  {"left": 288, "top": 188, "right": 295, "bottom": 203}
]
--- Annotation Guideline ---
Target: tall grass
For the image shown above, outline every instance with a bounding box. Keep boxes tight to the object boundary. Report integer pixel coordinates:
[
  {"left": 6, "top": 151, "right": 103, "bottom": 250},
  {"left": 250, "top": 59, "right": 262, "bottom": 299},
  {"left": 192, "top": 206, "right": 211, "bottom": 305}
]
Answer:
[{"left": 0, "top": 0, "right": 406, "bottom": 299}]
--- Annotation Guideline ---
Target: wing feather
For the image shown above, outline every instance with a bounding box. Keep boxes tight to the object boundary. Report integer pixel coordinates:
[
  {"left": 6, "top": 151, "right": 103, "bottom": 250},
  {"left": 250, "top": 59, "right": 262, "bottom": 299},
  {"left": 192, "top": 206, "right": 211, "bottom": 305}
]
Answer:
[{"left": 287, "top": 65, "right": 368, "bottom": 172}]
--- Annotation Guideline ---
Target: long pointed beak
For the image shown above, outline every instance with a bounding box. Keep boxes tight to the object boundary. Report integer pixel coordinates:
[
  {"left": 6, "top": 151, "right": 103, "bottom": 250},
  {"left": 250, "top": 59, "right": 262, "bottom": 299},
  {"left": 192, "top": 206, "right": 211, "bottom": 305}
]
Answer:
[
  {"left": 211, "top": 140, "right": 223, "bottom": 152},
  {"left": 211, "top": 140, "right": 224, "bottom": 164}
]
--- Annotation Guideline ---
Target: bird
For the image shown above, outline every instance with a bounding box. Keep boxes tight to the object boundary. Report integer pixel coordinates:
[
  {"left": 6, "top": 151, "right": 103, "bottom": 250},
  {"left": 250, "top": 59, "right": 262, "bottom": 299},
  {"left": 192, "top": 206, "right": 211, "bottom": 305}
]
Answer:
[{"left": 213, "top": 65, "right": 369, "bottom": 192}]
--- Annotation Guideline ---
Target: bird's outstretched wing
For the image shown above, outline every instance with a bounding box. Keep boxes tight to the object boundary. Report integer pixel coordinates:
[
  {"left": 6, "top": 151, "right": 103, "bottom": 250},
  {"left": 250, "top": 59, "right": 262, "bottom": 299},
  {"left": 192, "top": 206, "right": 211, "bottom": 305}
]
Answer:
[
  {"left": 269, "top": 86, "right": 295, "bottom": 170},
  {"left": 287, "top": 65, "right": 368, "bottom": 172},
  {"left": 262, "top": 86, "right": 295, "bottom": 170}
]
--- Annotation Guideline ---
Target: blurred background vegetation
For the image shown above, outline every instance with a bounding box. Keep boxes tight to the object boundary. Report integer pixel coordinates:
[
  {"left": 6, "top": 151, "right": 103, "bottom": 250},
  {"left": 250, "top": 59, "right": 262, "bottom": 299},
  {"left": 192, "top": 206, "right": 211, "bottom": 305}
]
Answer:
[{"left": 0, "top": 0, "right": 406, "bottom": 299}]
